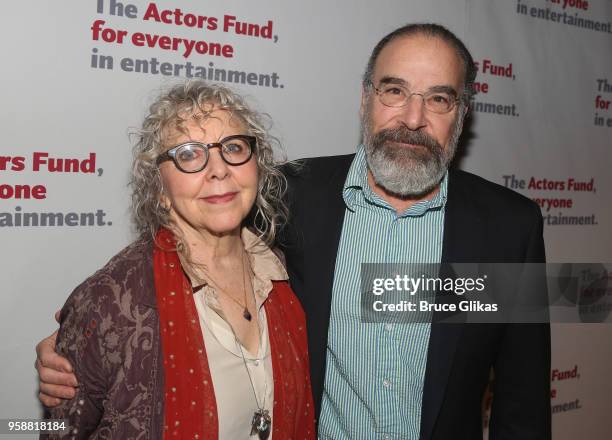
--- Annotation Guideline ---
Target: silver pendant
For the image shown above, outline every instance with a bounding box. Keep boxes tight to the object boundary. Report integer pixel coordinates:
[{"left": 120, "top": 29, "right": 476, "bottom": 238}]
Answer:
[
  {"left": 250, "top": 409, "right": 271, "bottom": 439},
  {"left": 243, "top": 308, "right": 252, "bottom": 321}
]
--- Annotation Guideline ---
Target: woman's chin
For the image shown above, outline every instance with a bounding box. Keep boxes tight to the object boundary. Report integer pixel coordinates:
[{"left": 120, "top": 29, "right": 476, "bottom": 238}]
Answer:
[
  {"left": 170, "top": 211, "right": 244, "bottom": 238},
  {"left": 191, "top": 220, "right": 244, "bottom": 237}
]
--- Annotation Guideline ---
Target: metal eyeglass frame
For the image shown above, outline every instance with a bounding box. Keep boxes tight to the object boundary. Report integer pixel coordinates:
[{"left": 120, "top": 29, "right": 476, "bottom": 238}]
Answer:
[{"left": 372, "top": 84, "right": 460, "bottom": 114}]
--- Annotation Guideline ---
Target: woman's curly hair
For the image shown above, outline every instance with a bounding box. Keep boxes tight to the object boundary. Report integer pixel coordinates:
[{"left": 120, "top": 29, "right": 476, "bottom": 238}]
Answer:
[{"left": 130, "top": 80, "right": 287, "bottom": 246}]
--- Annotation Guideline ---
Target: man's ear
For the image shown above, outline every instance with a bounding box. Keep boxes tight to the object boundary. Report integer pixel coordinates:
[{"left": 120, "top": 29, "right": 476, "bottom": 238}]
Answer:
[
  {"left": 461, "top": 100, "right": 471, "bottom": 122},
  {"left": 360, "top": 86, "right": 368, "bottom": 118}
]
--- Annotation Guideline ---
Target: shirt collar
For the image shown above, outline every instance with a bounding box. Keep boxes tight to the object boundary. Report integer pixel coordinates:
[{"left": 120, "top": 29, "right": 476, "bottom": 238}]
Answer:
[
  {"left": 342, "top": 144, "right": 373, "bottom": 210},
  {"left": 343, "top": 144, "right": 448, "bottom": 217},
  {"left": 241, "top": 227, "right": 289, "bottom": 284}
]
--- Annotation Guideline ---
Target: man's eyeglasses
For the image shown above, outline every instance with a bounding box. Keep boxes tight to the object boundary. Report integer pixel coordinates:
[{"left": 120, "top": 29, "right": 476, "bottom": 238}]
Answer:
[
  {"left": 156, "top": 135, "right": 256, "bottom": 173},
  {"left": 372, "top": 83, "right": 460, "bottom": 114}
]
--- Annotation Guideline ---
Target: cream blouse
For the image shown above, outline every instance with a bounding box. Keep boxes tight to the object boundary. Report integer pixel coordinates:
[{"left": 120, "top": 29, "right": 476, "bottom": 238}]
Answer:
[{"left": 192, "top": 228, "right": 288, "bottom": 439}]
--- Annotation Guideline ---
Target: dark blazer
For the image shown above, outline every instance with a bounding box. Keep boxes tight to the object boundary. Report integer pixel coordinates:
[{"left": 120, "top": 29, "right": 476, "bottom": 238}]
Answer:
[{"left": 280, "top": 154, "right": 551, "bottom": 440}]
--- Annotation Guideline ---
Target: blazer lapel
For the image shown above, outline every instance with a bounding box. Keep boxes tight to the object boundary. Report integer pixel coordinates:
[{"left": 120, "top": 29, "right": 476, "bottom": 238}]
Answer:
[{"left": 420, "top": 170, "right": 487, "bottom": 440}]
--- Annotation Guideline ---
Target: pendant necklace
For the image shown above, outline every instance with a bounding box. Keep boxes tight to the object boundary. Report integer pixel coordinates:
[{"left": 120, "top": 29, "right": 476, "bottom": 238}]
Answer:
[
  {"left": 220, "top": 249, "right": 252, "bottom": 320},
  {"left": 233, "top": 249, "right": 270, "bottom": 437},
  {"left": 224, "top": 295, "right": 271, "bottom": 438},
  {"left": 195, "top": 247, "right": 253, "bottom": 321},
  {"left": 195, "top": 245, "right": 271, "bottom": 437},
  {"left": 201, "top": 309, "right": 272, "bottom": 438},
  {"left": 234, "top": 332, "right": 271, "bottom": 439}
]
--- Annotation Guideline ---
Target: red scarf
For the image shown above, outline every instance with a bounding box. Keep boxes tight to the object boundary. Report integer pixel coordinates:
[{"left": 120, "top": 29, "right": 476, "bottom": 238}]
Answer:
[{"left": 153, "top": 228, "right": 315, "bottom": 439}]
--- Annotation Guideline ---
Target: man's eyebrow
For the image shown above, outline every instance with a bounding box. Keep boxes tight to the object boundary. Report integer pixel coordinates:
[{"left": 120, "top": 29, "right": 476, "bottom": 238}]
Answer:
[
  {"left": 429, "top": 85, "right": 459, "bottom": 97},
  {"left": 377, "top": 77, "right": 459, "bottom": 97},
  {"left": 378, "top": 76, "right": 407, "bottom": 86}
]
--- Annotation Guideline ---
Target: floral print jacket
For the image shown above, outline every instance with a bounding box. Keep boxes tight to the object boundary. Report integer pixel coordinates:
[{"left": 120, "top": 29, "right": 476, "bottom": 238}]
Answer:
[{"left": 44, "top": 238, "right": 165, "bottom": 439}]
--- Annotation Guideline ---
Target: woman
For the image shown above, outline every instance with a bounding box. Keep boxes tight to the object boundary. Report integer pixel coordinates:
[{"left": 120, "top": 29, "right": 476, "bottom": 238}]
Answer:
[{"left": 42, "top": 81, "right": 314, "bottom": 439}]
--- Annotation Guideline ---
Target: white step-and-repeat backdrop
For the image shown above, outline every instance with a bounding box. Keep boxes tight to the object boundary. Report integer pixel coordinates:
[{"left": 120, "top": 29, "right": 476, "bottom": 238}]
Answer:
[{"left": 1, "top": 1, "right": 611, "bottom": 438}]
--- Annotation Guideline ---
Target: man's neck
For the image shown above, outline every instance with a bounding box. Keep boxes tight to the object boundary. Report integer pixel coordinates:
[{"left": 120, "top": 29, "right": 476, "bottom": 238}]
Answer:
[{"left": 367, "top": 171, "right": 441, "bottom": 214}]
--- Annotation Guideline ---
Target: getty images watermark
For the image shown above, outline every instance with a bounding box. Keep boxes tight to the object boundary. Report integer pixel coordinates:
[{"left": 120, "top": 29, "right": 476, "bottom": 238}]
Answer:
[{"left": 360, "top": 263, "right": 612, "bottom": 324}]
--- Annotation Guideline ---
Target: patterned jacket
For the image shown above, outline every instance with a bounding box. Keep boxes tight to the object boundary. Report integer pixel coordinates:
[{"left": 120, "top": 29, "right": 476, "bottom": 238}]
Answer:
[{"left": 44, "top": 238, "right": 164, "bottom": 439}]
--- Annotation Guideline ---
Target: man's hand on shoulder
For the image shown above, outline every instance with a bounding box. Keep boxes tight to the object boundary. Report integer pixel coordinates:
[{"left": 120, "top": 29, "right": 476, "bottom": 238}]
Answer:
[{"left": 35, "top": 311, "right": 78, "bottom": 407}]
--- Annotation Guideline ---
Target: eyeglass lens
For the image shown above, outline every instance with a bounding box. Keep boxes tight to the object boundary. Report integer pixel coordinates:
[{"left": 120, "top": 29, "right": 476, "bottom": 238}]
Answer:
[{"left": 377, "top": 84, "right": 455, "bottom": 113}]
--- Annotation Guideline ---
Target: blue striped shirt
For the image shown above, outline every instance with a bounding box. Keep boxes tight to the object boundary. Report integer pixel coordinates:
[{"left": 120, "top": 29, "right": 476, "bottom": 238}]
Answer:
[{"left": 318, "top": 145, "right": 448, "bottom": 440}]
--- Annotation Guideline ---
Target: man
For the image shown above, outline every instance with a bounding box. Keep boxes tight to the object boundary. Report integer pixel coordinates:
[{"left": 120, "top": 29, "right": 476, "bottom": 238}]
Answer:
[{"left": 36, "top": 23, "right": 551, "bottom": 439}]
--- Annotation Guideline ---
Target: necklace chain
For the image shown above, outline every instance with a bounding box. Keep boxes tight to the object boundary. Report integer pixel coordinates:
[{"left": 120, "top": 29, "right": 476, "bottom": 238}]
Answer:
[
  {"left": 208, "top": 248, "right": 270, "bottom": 436},
  {"left": 181, "top": 241, "right": 270, "bottom": 437},
  {"left": 194, "top": 247, "right": 253, "bottom": 321}
]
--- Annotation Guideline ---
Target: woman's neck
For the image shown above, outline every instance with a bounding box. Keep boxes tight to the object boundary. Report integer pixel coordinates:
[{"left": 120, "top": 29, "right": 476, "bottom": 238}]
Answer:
[{"left": 171, "top": 218, "right": 244, "bottom": 268}]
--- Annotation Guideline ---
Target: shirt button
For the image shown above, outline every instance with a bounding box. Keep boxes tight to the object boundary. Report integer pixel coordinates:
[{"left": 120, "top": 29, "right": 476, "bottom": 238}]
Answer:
[
  {"left": 383, "top": 379, "right": 391, "bottom": 388},
  {"left": 384, "top": 324, "right": 392, "bottom": 332},
  {"left": 254, "top": 360, "right": 260, "bottom": 366},
  {"left": 383, "top": 435, "right": 392, "bottom": 440}
]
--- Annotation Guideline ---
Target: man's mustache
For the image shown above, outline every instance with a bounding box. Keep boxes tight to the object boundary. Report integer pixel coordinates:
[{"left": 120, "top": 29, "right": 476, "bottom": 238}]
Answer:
[{"left": 373, "top": 126, "right": 442, "bottom": 152}]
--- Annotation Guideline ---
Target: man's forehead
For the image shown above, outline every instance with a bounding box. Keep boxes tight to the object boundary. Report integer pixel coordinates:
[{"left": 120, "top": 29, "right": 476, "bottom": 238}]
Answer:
[{"left": 372, "top": 34, "right": 464, "bottom": 89}]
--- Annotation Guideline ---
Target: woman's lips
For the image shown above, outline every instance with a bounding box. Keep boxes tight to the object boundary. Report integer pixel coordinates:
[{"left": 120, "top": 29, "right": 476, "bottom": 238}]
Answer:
[{"left": 201, "top": 192, "right": 238, "bottom": 204}]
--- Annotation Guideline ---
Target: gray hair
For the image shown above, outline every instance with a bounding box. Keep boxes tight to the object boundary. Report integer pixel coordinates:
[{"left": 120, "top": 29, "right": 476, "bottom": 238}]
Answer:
[
  {"left": 130, "top": 80, "right": 287, "bottom": 246},
  {"left": 362, "top": 23, "right": 477, "bottom": 108}
]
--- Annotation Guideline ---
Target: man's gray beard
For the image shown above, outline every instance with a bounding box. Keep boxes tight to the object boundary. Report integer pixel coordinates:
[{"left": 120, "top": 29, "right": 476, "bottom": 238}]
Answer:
[{"left": 362, "top": 106, "right": 463, "bottom": 198}]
